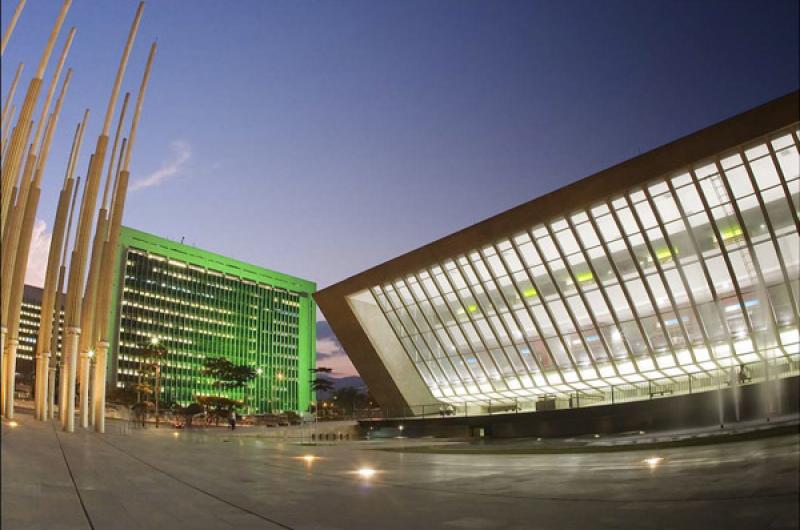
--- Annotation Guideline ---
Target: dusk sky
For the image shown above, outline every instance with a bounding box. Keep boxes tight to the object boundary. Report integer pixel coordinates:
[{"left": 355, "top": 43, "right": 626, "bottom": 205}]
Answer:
[{"left": 3, "top": 0, "right": 798, "bottom": 377}]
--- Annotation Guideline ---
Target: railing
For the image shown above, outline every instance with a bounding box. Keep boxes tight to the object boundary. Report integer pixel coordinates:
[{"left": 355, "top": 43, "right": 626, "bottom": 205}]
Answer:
[{"left": 356, "top": 355, "right": 800, "bottom": 420}]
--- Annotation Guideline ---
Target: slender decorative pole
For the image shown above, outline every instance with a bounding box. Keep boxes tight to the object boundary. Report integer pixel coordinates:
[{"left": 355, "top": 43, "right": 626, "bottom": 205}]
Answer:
[
  {"left": 94, "top": 41, "right": 156, "bottom": 433},
  {"left": 0, "top": 3, "right": 69, "bottom": 409},
  {"left": 4, "top": 68, "right": 72, "bottom": 419},
  {"left": 62, "top": 1, "right": 144, "bottom": 433},
  {"left": 1, "top": 32, "right": 74, "bottom": 414},
  {"left": 2, "top": 107, "right": 16, "bottom": 158},
  {"left": 78, "top": 93, "right": 129, "bottom": 428},
  {"left": 1, "top": 0, "right": 27, "bottom": 56},
  {"left": 34, "top": 111, "right": 88, "bottom": 420},
  {"left": 2, "top": 28, "right": 74, "bottom": 315},
  {"left": 1, "top": 62, "right": 24, "bottom": 134},
  {"left": 55, "top": 178, "right": 81, "bottom": 421},
  {"left": 1, "top": 0, "right": 70, "bottom": 230}
]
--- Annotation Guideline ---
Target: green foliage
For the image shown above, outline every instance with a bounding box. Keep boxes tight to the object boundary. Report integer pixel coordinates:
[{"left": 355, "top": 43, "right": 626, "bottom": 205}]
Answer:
[
  {"left": 175, "top": 402, "right": 205, "bottom": 427},
  {"left": 332, "top": 386, "right": 370, "bottom": 408},
  {"left": 201, "top": 357, "right": 257, "bottom": 394},
  {"left": 311, "top": 378, "right": 334, "bottom": 392}
]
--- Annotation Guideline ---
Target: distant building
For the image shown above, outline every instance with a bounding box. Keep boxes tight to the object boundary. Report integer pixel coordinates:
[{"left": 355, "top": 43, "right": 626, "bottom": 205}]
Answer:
[
  {"left": 316, "top": 92, "right": 800, "bottom": 416},
  {"left": 19, "top": 285, "right": 65, "bottom": 368},
  {"left": 104, "top": 226, "right": 317, "bottom": 414}
]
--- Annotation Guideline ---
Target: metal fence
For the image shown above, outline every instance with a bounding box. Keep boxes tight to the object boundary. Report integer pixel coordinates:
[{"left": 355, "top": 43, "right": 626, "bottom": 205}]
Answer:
[{"left": 355, "top": 355, "right": 800, "bottom": 420}]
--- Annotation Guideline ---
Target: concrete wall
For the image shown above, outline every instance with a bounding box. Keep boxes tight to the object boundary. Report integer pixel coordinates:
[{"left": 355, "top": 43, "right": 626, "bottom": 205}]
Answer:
[{"left": 360, "top": 376, "right": 800, "bottom": 439}]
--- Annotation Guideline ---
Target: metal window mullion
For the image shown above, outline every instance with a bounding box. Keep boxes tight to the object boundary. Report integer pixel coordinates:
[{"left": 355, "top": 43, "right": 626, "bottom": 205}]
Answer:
[
  {"left": 527, "top": 228, "right": 596, "bottom": 380},
  {"left": 426, "top": 264, "right": 502, "bottom": 393},
  {"left": 604, "top": 201, "right": 684, "bottom": 372},
  {"left": 451, "top": 257, "right": 521, "bottom": 387},
  {"left": 485, "top": 243, "right": 549, "bottom": 375},
  {"left": 643, "top": 187, "right": 724, "bottom": 375},
  {"left": 545, "top": 222, "right": 622, "bottom": 376},
  {"left": 624, "top": 193, "right": 695, "bottom": 375},
  {"left": 503, "top": 238, "right": 568, "bottom": 381},
  {"left": 372, "top": 285, "right": 439, "bottom": 392},
  {"left": 585, "top": 211, "right": 663, "bottom": 375},
  {"left": 513, "top": 233, "right": 585, "bottom": 380},
  {"left": 564, "top": 217, "right": 643, "bottom": 373},
  {"left": 398, "top": 276, "right": 469, "bottom": 388},
  {"left": 687, "top": 168, "right": 760, "bottom": 359},
  {"left": 413, "top": 271, "right": 487, "bottom": 388},
  {"left": 392, "top": 281, "right": 461, "bottom": 386},
  {"left": 713, "top": 160, "right": 787, "bottom": 360},
  {"left": 473, "top": 247, "right": 544, "bottom": 378},
  {"left": 665, "top": 178, "right": 737, "bottom": 368},
  {"left": 740, "top": 150, "right": 800, "bottom": 331},
  {"left": 412, "top": 272, "right": 485, "bottom": 389},
  {"left": 765, "top": 140, "right": 800, "bottom": 232}
]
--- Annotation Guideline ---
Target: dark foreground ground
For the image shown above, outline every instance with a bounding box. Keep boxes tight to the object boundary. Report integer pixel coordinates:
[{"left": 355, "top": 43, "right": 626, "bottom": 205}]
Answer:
[{"left": 2, "top": 412, "right": 798, "bottom": 530}]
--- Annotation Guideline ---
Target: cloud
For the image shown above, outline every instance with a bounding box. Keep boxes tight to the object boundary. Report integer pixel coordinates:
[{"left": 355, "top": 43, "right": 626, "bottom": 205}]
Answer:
[
  {"left": 316, "top": 321, "right": 346, "bottom": 361},
  {"left": 316, "top": 321, "right": 359, "bottom": 377},
  {"left": 130, "top": 140, "right": 191, "bottom": 191},
  {"left": 24, "top": 219, "right": 52, "bottom": 288}
]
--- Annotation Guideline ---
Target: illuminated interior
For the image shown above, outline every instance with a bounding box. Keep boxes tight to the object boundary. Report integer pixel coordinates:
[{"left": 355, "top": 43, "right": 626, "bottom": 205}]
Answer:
[{"left": 350, "top": 127, "right": 800, "bottom": 408}]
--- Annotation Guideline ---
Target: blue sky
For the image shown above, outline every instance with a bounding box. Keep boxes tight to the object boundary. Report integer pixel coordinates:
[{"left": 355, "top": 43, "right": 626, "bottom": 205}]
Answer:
[{"left": 3, "top": 0, "right": 798, "bottom": 376}]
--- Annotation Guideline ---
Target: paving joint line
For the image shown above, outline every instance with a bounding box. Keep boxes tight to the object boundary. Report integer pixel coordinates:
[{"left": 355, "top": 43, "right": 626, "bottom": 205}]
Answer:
[
  {"left": 51, "top": 421, "right": 96, "bottom": 530},
  {"left": 97, "top": 435, "right": 295, "bottom": 530}
]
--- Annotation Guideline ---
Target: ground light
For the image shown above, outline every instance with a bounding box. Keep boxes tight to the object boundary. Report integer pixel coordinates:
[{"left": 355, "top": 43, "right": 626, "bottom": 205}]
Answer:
[
  {"left": 643, "top": 456, "right": 664, "bottom": 469},
  {"left": 172, "top": 432, "right": 180, "bottom": 437},
  {"left": 356, "top": 467, "right": 377, "bottom": 479},
  {"left": 6, "top": 421, "right": 19, "bottom": 428}
]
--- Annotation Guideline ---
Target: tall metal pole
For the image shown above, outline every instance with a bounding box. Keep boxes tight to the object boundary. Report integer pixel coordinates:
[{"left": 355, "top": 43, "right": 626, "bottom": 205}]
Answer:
[
  {"left": 1, "top": 0, "right": 70, "bottom": 231},
  {"left": 78, "top": 93, "right": 129, "bottom": 428},
  {"left": 4, "top": 68, "right": 71, "bottom": 419},
  {"left": 53, "top": 177, "right": 81, "bottom": 420},
  {"left": 1, "top": 0, "right": 27, "bottom": 56},
  {"left": 62, "top": 2, "right": 144, "bottom": 432},
  {"left": 1, "top": 107, "right": 17, "bottom": 160},
  {"left": 1, "top": 62, "right": 24, "bottom": 135},
  {"left": 34, "top": 111, "right": 87, "bottom": 420},
  {"left": 94, "top": 41, "right": 156, "bottom": 433},
  {"left": 2, "top": 28, "right": 74, "bottom": 319},
  {"left": 0, "top": 1, "right": 70, "bottom": 408}
]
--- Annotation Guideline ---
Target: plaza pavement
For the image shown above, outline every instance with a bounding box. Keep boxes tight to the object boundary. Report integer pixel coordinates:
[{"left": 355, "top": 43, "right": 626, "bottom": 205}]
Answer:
[{"left": 2, "top": 411, "right": 798, "bottom": 529}]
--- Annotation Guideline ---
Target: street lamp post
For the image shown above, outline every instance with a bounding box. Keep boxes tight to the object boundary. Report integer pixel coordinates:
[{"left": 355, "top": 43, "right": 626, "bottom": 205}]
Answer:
[{"left": 252, "top": 367, "right": 263, "bottom": 415}]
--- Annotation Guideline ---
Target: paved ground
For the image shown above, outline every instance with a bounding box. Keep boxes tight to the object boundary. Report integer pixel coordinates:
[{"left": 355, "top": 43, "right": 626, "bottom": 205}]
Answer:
[{"left": 2, "top": 412, "right": 798, "bottom": 529}]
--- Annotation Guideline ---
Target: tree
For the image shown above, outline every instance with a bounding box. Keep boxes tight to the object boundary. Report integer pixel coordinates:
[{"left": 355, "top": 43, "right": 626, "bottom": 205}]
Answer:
[
  {"left": 176, "top": 403, "right": 204, "bottom": 427},
  {"left": 201, "top": 357, "right": 257, "bottom": 414},
  {"left": 196, "top": 395, "right": 243, "bottom": 426},
  {"left": 230, "top": 364, "right": 257, "bottom": 389},
  {"left": 331, "top": 386, "right": 369, "bottom": 413},
  {"left": 131, "top": 401, "right": 154, "bottom": 427},
  {"left": 311, "top": 378, "right": 334, "bottom": 393},
  {"left": 201, "top": 357, "right": 234, "bottom": 395}
]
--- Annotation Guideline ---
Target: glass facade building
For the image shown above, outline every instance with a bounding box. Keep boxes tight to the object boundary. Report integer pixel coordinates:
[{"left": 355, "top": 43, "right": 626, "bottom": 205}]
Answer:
[
  {"left": 316, "top": 92, "right": 800, "bottom": 415},
  {"left": 18, "top": 285, "right": 65, "bottom": 367},
  {"left": 109, "top": 227, "right": 316, "bottom": 414}
]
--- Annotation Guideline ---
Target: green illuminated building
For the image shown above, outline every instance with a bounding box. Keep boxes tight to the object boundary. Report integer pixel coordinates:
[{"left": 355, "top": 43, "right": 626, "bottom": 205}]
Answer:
[{"left": 108, "top": 227, "right": 316, "bottom": 414}]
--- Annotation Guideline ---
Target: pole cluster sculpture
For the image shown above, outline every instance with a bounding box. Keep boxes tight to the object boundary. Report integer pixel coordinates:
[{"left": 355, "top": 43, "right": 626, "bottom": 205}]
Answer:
[{"left": 1, "top": 0, "right": 157, "bottom": 433}]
